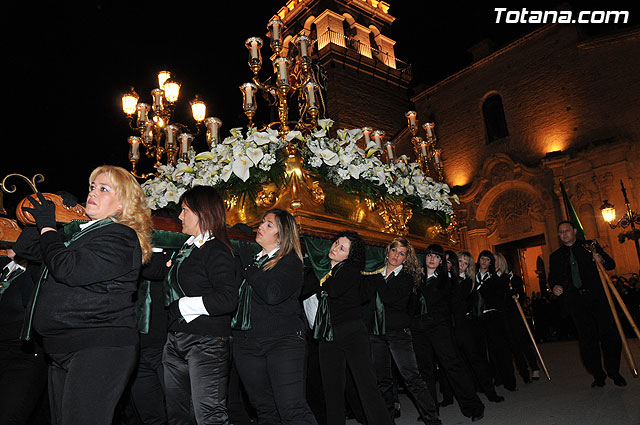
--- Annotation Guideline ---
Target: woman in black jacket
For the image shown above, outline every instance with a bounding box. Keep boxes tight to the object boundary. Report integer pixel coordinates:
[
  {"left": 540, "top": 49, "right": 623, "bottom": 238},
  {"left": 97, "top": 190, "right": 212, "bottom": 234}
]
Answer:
[
  {"left": 15, "top": 165, "right": 153, "bottom": 425},
  {"left": 470, "top": 250, "right": 517, "bottom": 392},
  {"left": 314, "top": 231, "right": 391, "bottom": 425},
  {"left": 410, "top": 244, "right": 485, "bottom": 422},
  {"left": 162, "top": 186, "right": 239, "bottom": 425},
  {"left": 232, "top": 209, "right": 317, "bottom": 425},
  {"left": 368, "top": 238, "right": 440, "bottom": 424},
  {"left": 439, "top": 250, "right": 504, "bottom": 405}
]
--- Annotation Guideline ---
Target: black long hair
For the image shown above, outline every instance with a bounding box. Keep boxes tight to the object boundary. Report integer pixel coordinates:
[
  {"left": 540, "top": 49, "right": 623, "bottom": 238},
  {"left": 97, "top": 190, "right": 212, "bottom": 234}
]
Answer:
[
  {"left": 425, "top": 243, "right": 448, "bottom": 287},
  {"left": 445, "top": 250, "right": 460, "bottom": 283},
  {"left": 476, "top": 250, "right": 496, "bottom": 275},
  {"left": 332, "top": 231, "right": 366, "bottom": 271}
]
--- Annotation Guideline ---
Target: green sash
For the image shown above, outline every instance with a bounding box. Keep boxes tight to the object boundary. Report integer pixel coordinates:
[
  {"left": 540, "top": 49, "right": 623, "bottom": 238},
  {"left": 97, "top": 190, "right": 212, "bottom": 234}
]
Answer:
[
  {"left": 364, "top": 267, "right": 386, "bottom": 336},
  {"left": 20, "top": 218, "right": 114, "bottom": 341},
  {"left": 313, "top": 261, "right": 346, "bottom": 341},
  {"left": 164, "top": 243, "right": 196, "bottom": 306},
  {"left": 231, "top": 254, "right": 270, "bottom": 331}
]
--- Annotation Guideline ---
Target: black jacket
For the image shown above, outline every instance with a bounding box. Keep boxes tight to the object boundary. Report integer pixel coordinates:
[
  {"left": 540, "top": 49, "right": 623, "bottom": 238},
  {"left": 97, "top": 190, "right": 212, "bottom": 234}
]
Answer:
[
  {"left": 322, "top": 263, "right": 365, "bottom": 327},
  {"left": 14, "top": 223, "right": 142, "bottom": 353},
  {"left": 168, "top": 238, "right": 238, "bottom": 337},
  {"left": 236, "top": 251, "right": 306, "bottom": 338},
  {"left": 548, "top": 239, "right": 615, "bottom": 294},
  {"left": 370, "top": 270, "right": 414, "bottom": 331}
]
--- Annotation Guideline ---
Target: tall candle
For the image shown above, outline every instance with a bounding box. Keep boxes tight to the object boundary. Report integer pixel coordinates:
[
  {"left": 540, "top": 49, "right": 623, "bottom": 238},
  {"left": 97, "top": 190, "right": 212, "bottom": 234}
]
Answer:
[
  {"left": 251, "top": 40, "right": 259, "bottom": 59},
  {"left": 307, "top": 84, "right": 316, "bottom": 107},
  {"left": 424, "top": 122, "right": 435, "bottom": 139},
  {"left": 362, "top": 127, "right": 372, "bottom": 144},
  {"left": 278, "top": 61, "right": 288, "bottom": 85},
  {"left": 386, "top": 144, "right": 394, "bottom": 162},
  {"left": 129, "top": 137, "right": 140, "bottom": 160},
  {"left": 245, "top": 85, "right": 254, "bottom": 107}
]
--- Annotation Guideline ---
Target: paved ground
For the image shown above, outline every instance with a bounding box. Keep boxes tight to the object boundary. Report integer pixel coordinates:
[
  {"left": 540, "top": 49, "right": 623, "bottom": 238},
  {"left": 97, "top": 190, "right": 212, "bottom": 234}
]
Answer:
[{"left": 349, "top": 339, "right": 640, "bottom": 425}]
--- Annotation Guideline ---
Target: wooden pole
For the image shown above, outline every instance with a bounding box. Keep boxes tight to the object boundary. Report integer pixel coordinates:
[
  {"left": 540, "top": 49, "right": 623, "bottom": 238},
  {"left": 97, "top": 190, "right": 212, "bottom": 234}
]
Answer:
[
  {"left": 511, "top": 293, "right": 551, "bottom": 380},
  {"left": 595, "top": 261, "right": 638, "bottom": 377}
]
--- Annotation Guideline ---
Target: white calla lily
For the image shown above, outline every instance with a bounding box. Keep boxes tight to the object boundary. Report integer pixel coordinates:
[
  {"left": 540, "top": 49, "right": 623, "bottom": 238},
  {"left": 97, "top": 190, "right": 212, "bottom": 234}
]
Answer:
[
  {"left": 246, "top": 147, "right": 264, "bottom": 165},
  {"left": 232, "top": 156, "right": 253, "bottom": 182}
]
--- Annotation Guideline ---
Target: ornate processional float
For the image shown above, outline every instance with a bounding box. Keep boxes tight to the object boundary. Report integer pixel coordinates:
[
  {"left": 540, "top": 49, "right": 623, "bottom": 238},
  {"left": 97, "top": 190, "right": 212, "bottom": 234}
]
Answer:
[{"left": 1, "top": 15, "right": 459, "bottom": 252}]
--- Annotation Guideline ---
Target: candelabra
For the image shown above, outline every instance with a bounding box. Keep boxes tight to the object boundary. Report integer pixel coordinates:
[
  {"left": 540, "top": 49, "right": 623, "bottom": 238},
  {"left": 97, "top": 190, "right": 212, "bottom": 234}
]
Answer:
[
  {"left": 242, "top": 18, "right": 320, "bottom": 141},
  {"left": 600, "top": 180, "right": 640, "bottom": 263},
  {"left": 404, "top": 111, "right": 444, "bottom": 181},
  {"left": 121, "top": 71, "right": 222, "bottom": 178}
]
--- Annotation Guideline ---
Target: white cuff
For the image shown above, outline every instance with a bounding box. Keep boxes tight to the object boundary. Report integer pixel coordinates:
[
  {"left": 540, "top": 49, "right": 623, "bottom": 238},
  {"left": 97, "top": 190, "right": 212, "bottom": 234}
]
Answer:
[{"left": 178, "top": 296, "right": 210, "bottom": 323}]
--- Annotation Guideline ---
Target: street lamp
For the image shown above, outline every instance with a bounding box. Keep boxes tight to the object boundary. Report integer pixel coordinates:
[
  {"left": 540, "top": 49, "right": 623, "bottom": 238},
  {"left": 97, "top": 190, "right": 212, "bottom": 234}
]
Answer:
[{"left": 600, "top": 180, "right": 640, "bottom": 265}]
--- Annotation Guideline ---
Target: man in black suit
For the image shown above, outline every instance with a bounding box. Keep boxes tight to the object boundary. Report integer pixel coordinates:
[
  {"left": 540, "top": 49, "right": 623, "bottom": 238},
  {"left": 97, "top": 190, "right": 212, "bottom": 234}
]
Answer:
[{"left": 549, "top": 220, "right": 625, "bottom": 388}]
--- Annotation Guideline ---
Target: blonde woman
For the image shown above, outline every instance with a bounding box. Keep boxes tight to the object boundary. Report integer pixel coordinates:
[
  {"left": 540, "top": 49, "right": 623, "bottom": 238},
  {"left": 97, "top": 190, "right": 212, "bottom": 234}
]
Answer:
[
  {"left": 15, "top": 165, "right": 152, "bottom": 425},
  {"left": 368, "top": 238, "right": 441, "bottom": 424}
]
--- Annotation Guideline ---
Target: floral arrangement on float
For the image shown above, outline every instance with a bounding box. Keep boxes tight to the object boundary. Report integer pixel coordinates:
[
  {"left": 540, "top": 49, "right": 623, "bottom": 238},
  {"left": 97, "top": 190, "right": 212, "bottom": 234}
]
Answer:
[{"left": 142, "top": 118, "right": 458, "bottom": 220}]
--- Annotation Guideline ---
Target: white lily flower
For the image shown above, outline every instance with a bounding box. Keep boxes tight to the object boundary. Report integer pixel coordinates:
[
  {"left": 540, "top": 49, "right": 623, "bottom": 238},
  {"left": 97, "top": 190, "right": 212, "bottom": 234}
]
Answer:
[
  {"left": 195, "top": 152, "right": 214, "bottom": 161},
  {"left": 220, "top": 163, "right": 233, "bottom": 182},
  {"left": 317, "top": 118, "right": 334, "bottom": 130},
  {"left": 348, "top": 163, "right": 361, "bottom": 179},
  {"left": 318, "top": 149, "right": 339, "bottom": 166},
  {"left": 285, "top": 130, "right": 303, "bottom": 142},
  {"left": 253, "top": 132, "right": 271, "bottom": 146},
  {"left": 232, "top": 156, "right": 253, "bottom": 182},
  {"left": 246, "top": 147, "right": 264, "bottom": 164}
]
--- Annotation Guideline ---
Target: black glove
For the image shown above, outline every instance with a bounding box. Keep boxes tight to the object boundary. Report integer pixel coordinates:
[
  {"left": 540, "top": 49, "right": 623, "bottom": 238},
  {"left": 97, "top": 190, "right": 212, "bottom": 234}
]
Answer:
[
  {"left": 235, "top": 241, "right": 256, "bottom": 269},
  {"left": 56, "top": 191, "right": 79, "bottom": 207},
  {"left": 22, "top": 193, "right": 56, "bottom": 232},
  {"left": 167, "top": 299, "right": 184, "bottom": 326}
]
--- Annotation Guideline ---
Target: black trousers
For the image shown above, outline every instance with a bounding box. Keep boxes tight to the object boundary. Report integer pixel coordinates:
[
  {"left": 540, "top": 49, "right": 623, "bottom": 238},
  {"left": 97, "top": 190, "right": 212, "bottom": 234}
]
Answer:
[
  {"left": 565, "top": 291, "right": 622, "bottom": 379},
  {"left": 233, "top": 332, "right": 317, "bottom": 425},
  {"left": 472, "top": 311, "right": 517, "bottom": 390},
  {"left": 441, "top": 320, "right": 500, "bottom": 401},
  {"left": 0, "top": 341, "right": 48, "bottom": 425},
  {"left": 48, "top": 345, "right": 137, "bottom": 425},
  {"left": 130, "top": 345, "right": 167, "bottom": 425},
  {"left": 163, "top": 332, "right": 230, "bottom": 425},
  {"left": 305, "top": 331, "right": 327, "bottom": 425},
  {"left": 370, "top": 329, "right": 439, "bottom": 423},
  {"left": 319, "top": 320, "right": 391, "bottom": 425},
  {"left": 411, "top": 317, "right": 484, "bottom": 419},
  {"left": 503, "top": 310, "right": 540, "bottom": 382}
]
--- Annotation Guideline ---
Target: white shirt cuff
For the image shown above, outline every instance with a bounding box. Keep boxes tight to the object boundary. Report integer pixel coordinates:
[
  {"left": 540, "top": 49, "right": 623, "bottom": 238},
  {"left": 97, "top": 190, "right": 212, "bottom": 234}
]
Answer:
[{"left": 178, "top": 296, "right": 209, "bottom": 323}]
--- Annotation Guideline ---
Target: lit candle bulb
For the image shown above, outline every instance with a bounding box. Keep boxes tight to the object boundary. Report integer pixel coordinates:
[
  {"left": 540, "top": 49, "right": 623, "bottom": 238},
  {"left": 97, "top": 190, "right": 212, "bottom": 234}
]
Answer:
[
  {"left": 151, "top": 89, "right": 164, "bottom": 111},
  {"left": 405, "top": 110, "right": 417, "bottom": 129},
  {"left": 414, "top": 136, "right": 427, "bottom": 158},
  {"left": 143, "top": 121, "right": 154, "bottom": 142},
  {"left": 433, "top": 149, "right": 442, "bottom": 167},
  {"left": 306, "top": 81, "right": 318, "bottom": 108},
  {"left": 240, "top": 83, "right": 257, "bottom": 111},
  {"left": 179, "top": 133, "right": 193, "bottom": 161},
  {"left": 136, "top": 103, "right": 150, "bottom": 126},
  {"left": 165, "top": 125, "right": 178, "bottom": 149},
  {"left": 205, "top": 117, "right": 222, "bottom": 147},
  {"left": 128, "top": 136, "right": 141, "bottom": 161},
  {"left": 372, "top": 130, "right": 384, "bottom": 149},
  {"left": 274, "top": 57, "right": 290, "bottom": 86},
  {"left": 385, "top": 141, "right": 395, "bottom": 162},
  {"left": 362, "top": 127, "right": 372, "bottom": 145},
  {"left": 297, "top": 35, "right": 310, "bottom": 58},
  {"left": 245, "top": 37, "right": 263, "bottom": 61},
  {"left": 423, "top": 122, "right": 435, "bottom": 140}
]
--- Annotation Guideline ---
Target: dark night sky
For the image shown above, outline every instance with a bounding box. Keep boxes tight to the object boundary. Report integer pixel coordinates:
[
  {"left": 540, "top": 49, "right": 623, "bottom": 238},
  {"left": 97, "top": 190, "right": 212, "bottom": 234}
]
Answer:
[{"left": 3, "top": 1, "right": 637, "bottom": 210}]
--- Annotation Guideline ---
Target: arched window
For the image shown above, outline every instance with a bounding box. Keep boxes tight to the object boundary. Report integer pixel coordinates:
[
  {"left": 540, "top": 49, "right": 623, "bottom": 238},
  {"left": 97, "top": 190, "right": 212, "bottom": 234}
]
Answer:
[{"left": 482, "top": 94, "right": 509, "bottom": 143}]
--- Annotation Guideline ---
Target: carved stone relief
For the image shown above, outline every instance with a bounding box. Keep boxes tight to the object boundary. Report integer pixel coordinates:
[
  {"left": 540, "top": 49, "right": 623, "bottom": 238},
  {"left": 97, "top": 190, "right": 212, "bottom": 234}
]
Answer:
[{"left": 486, "top": 189, "right": 545, "bottom": 240}]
